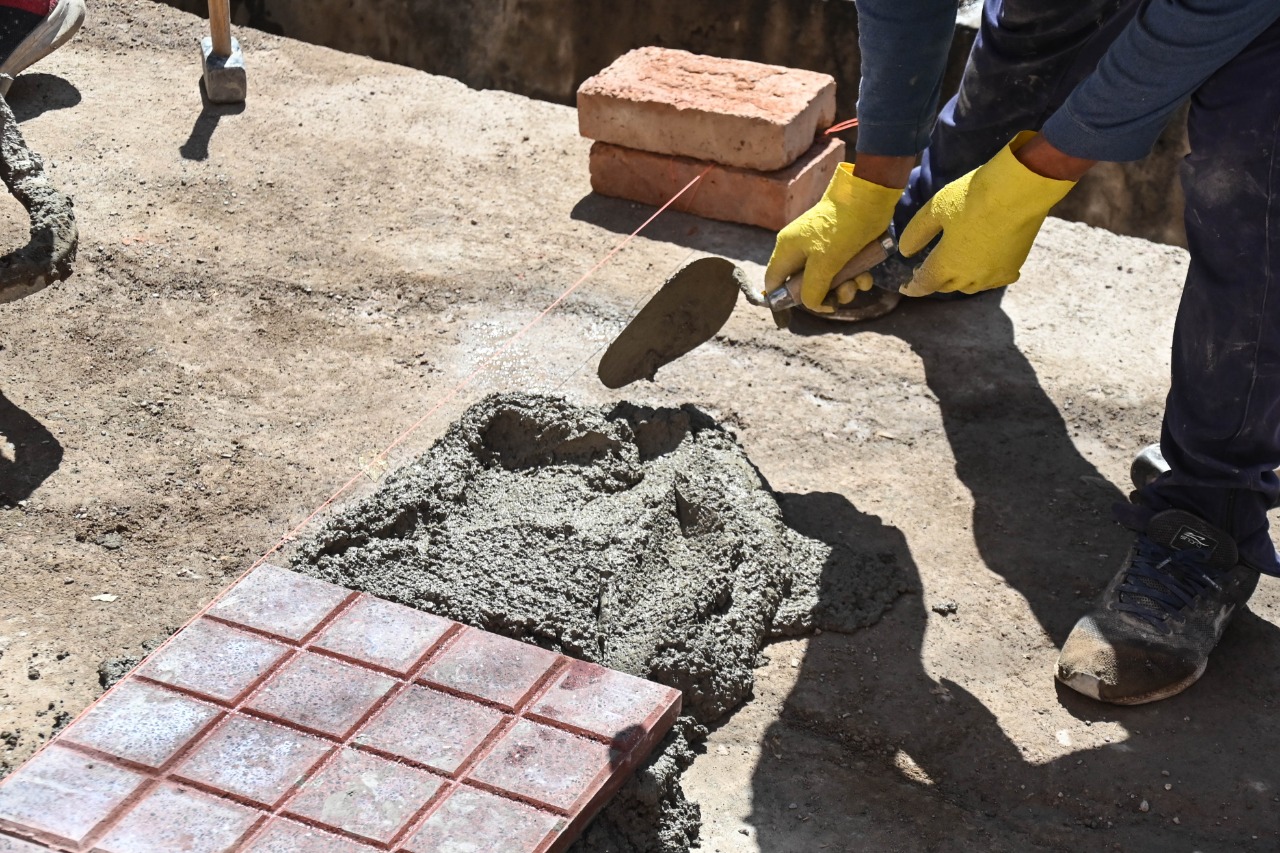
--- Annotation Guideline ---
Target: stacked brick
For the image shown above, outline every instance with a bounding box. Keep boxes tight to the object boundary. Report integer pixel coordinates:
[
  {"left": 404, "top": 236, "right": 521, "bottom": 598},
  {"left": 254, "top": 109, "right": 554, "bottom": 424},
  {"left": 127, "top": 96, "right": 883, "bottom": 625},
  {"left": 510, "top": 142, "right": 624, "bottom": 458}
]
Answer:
[{"left": 577, "top": 47, "right": 843, "bottom": 230}]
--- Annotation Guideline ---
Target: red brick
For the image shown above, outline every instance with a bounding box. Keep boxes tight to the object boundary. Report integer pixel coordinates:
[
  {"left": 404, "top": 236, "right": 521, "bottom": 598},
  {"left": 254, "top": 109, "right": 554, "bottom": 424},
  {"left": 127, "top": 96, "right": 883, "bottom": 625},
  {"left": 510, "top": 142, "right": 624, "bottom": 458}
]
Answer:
[
  {"left": 284, "top": 748, "right": 443, "bottom": 844},
  {"left": 402, "top": 786, "right": 561, "bottom": 853},
  {"left": 355, "top": 685, "right": 505, "bottom": 774},
  {"left": 0, "top": 745, "right": 145, "bottom": 848},
  {"left": 468, "top": 720, "right": 616, "bottom": 813},
  {"left": 245, "top": 652, "right": 396, "bottom": 739},
  {"left": 313, "top": 595, "right": 454, "bottom": 675},
  {"left": 419, "top": 628, "right": 559, "bottom": 710},
  {"left": 577, "top": 47, "right": 837, "bottom": 171},
  {"left": 528, "top": 660, "right": 681, "bottom": 748},
  {"left": 61, "top": 681, "right": 221, "bottom": 768},
  {"left": 208, "top": 565, "right": 351, "bottom": 642},
  {"left": 173, "top": 714, "right": 332, "bottom": 807},
  {"left": 137, "top": 619, "right": 291, "bottom": 704},
  {"left": 94, "top": 782, "right": 260, "bottom": 853},
  {"left": 0, "top": 834, "right": 52, "bottom": 852},
  {"left": 588, "top": 137, "right": 844, "bottom": 231},
  {"left": 242, "top": 818, "right": 376, "bottom": 853}
]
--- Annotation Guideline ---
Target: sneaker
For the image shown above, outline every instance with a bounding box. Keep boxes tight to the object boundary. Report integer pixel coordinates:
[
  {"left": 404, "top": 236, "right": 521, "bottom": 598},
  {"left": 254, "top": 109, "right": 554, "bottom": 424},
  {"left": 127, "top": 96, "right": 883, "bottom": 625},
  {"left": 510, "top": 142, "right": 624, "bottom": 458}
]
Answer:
[
  {"left": 0, "top": 0, "right": 84, "bottom": 96},
  {"left": 1056, "top": 509, "right": 1259, "bottom": 704}
]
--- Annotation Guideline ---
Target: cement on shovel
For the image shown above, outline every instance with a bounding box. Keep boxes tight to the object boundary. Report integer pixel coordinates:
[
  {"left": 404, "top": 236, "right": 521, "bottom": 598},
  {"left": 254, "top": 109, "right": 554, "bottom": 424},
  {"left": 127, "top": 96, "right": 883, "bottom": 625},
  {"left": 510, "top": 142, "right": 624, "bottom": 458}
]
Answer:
[
  {"left": 294, "top": 393, "right": 907, "bottom": 852},
  {"left": 597, "top": 256, "right": 743, "bottom": 389}
]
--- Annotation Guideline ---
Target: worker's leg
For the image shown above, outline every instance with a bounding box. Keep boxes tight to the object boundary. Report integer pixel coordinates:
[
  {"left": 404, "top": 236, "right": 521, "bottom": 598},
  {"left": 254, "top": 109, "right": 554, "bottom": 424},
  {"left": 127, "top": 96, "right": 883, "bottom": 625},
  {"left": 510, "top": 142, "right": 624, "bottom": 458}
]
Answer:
[
  {"left": 895, "top": 0, "right": 1139, "bottom": 234},
  {"left": 1132, "top": 19, "right": 1280, "bottom": 575}
]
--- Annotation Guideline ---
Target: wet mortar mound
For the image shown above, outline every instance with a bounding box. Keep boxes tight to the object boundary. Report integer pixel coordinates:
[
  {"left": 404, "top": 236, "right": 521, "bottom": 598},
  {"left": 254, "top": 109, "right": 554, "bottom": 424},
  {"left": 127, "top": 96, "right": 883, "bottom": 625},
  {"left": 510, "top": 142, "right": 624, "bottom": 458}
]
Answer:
[{"left": 294, "top": 393, "right": 905, "bottom": 852}]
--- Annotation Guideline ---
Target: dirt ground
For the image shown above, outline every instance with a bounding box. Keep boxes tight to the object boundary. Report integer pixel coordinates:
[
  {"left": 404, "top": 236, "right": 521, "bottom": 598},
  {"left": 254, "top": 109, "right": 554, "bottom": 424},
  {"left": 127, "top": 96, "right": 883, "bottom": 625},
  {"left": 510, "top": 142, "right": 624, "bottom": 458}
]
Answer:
[{"left": 2, "top": 2, "right": 1279, "bottom": 850}]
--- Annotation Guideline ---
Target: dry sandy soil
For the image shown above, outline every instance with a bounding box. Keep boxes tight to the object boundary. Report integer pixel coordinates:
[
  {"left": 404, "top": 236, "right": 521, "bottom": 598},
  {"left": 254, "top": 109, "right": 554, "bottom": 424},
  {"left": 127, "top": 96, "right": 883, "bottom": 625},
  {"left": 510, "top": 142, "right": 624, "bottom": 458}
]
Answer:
[{"left": 2, "top": 2, "right": 1279, "bottom": 850}]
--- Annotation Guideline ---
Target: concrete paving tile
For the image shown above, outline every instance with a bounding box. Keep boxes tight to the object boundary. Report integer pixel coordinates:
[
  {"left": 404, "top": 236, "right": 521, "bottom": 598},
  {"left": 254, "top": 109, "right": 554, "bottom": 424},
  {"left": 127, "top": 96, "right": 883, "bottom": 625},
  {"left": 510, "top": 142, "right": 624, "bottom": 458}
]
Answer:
[
  {"left": 94, "top": 782, "right": 260, "bottom": 853},
  {"left": 469, "top": 719, "right": 617, "bottom": 813},
  {"left": 418, "top": 628, "right": 559, "bottom": 710},
  {"left": 60, "top": 681, "right": 221, "bottom": 768},
  {"left": 245, "top": 652, "right": 396, "bottom": 739},
  {"left": 137, "top": 619, "right": 291, "bottom": 704},
  {"left": 314, "top": 595, "right": 453, "bottom": 675},
  {"left": 241, "top": 818, "right": 376, "bottom": 853},
  {"left": 173, "top": 714, "right": 332, "bottom": 807},
  {"left": 284, "top": 748, "right": 444, "bottom": 844},
  {"left": 402, "top": 786, "right": 561, "bottom": 853},
  {"left": 207, "top": 564, "right": 351, "bottom": 642},
  {"left": 0, "top": 834, "right": 52, "bottom": 852},
  {"left": 0, "top": 745, "right": 146, "bottom": 847},
  {"left": 355, "top": 685, "right": 506, "bottom": 774},
  {"left": 528, "top": 659, "right": 681, "bottom": 747}
]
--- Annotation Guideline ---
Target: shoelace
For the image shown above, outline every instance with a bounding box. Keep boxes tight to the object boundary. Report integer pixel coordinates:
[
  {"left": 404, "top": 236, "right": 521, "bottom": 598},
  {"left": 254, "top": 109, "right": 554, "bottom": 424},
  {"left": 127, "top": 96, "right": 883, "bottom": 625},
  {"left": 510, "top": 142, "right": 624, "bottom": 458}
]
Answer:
[{"left": 1115, "top": 535, "right": 1222, "bottom": 631}]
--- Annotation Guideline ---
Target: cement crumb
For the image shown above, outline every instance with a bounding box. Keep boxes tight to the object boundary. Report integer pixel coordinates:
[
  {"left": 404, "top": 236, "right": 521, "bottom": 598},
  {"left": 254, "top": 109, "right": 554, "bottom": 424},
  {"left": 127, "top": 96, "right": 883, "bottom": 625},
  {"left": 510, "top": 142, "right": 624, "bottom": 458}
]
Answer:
[{"left": 295, "top": 393, "right": 904, "bottom": 851}]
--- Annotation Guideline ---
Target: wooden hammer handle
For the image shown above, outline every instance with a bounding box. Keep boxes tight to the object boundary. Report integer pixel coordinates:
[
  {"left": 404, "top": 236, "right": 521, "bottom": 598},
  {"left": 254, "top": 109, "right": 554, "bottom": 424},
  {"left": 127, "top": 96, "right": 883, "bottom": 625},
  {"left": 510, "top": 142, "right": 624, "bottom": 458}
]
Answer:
[{"left": 208, "top": 0, "right": 232, "bottom": 57}]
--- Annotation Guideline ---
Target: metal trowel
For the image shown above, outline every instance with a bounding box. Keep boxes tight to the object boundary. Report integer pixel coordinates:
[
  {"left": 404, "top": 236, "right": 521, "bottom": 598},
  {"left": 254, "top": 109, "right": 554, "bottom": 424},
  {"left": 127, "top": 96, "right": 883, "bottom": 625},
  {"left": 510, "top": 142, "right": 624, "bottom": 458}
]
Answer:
[{"left": 597, "top": 233, "right": 901, "bottom": 389}]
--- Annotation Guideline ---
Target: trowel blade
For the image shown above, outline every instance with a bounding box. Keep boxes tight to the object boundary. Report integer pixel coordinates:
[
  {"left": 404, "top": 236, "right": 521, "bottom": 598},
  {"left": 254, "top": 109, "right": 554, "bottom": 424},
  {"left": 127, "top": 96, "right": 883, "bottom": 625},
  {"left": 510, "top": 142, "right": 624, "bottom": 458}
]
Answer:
[{"left": 597, "top": 256, "right": 743, "bottom": 389}]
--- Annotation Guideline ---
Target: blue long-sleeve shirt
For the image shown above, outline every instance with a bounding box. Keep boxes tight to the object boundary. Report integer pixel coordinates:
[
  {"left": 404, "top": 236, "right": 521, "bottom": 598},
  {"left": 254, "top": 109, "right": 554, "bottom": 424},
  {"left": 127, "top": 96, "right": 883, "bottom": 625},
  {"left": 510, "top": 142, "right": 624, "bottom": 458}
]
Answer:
[{"left": 855, "top": 0, "right": 1280, "bottom": 161}]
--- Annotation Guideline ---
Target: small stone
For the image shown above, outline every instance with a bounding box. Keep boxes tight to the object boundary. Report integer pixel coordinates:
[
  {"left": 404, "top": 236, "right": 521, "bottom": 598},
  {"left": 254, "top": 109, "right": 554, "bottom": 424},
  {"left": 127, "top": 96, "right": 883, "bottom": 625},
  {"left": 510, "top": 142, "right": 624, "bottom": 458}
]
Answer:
[
  {"left": 1139, "top": 800, "right": 1150, "bottom": 813},
  {"left": 1164, "top": 783, "right": 1172, "bottom": 791},
  {"left": 788, "top": 803, "right": 798, "bottom": 810},
  {"left": 99, "top": 532, "right": 123, "bottom": 550},
  {"left": 931, "top": 600, "right": 959, "bottom": 616},
  {"left": 1173, "top": 816, "right": 1180, "bottom": 825},
  {"left": 91, "top": 594, "right": 119, "bottom": 602}
]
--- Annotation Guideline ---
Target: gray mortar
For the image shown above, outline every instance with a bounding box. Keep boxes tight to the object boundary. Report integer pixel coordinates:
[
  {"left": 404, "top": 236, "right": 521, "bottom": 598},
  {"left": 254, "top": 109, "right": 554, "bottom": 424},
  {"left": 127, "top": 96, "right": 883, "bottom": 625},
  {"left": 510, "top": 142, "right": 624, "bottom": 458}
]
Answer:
[{"left": 294, "top": 393, "right": 905, "bottom": 852}]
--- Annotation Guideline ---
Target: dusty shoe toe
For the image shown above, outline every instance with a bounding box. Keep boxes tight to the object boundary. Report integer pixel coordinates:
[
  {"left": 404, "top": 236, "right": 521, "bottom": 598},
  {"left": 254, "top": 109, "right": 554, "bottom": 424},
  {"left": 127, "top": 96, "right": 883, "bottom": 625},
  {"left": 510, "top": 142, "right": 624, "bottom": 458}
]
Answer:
[{"left": 1056, "top": 613, "right": 1203, "bottom": 705}]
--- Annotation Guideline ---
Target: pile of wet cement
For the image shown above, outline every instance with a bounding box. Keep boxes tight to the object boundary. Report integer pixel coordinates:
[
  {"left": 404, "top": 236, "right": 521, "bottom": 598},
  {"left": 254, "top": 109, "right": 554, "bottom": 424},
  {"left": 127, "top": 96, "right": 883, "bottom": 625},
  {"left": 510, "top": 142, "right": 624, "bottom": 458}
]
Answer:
[{"left": 294, "top": 393, "right": 904, "bottom": 852}]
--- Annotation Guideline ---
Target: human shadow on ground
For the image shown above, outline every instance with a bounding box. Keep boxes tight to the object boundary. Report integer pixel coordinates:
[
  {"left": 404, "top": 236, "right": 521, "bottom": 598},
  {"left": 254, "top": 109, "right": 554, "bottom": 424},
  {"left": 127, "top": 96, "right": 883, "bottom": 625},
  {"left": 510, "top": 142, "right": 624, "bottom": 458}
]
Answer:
[
  {"left": 6, "top": 73, "right": 81, "bottom": 123},
  {"left": 180, "top": 80, "right": 245, "bottom": 161},
  {"left": 0, "top": 392, "right": 61, "bottom": 504},
  {"left": 746, "top": 292, "right": 1280, "bottom": 850}
]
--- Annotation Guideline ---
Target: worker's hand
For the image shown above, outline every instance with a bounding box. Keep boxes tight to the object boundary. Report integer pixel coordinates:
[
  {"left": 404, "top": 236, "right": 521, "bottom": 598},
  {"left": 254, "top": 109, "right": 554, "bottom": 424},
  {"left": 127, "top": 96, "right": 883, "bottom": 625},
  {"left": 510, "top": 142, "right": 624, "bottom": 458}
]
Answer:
[
  {"left": 899, "top": 132, "right": 1076, "bottom": 297},
  {"left": 765, "top": 163, "right": 901, "bottom": 312}
]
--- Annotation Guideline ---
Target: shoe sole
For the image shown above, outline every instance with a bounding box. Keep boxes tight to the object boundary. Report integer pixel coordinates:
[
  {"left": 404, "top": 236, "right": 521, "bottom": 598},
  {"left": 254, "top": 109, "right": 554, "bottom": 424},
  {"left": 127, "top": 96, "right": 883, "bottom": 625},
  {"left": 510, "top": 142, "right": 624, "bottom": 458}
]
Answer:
[
  {"left": 0, "top": 0, "right": 85, "bottom": 96},
  {"left": 1057, "top": 660, "right": 1207, "bottom": 706}
]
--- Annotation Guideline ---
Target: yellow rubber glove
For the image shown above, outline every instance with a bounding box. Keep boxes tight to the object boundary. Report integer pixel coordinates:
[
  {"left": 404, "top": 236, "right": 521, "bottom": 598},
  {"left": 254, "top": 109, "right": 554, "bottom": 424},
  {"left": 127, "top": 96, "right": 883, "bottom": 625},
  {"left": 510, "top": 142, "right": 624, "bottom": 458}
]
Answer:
[
  {"left": 765, "top": 163, "right": 901, "bottom": 312},
  {"left": 899, "top": 132, "right": 1076, "bottom": 297}
]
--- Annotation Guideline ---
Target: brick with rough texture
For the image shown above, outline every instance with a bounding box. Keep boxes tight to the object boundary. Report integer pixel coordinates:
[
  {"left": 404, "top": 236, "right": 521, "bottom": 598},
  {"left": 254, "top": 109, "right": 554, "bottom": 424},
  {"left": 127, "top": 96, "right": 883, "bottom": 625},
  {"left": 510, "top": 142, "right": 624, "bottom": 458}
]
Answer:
[
  {"left": 284, "top": 748, "right": 443, "bottom": 844},
  {"left": 0, "top": 745, "right": 144, "bottom": 847},
  {"left": 137, "top": 619, "right": 291, "bottom": 704},
  {"left": 60, "top": 681, "right": 221, "bottom": 768},
  {"left": 529, "top": 659, "right": 682, "bottom": 747},
  {"left": 578, "top": 47, "right": 837, "bottom": 171},
  {"left": 0, "top": 834, "right": 50, "bottom": 851},
  {"left": 469, "top": 719, "right": 616, "bottom": 813},
  {"left": 95, "top": 782, "right": 260, "bottom": 853},
  {"left": 242, "top": 819, "right": 375, "bottom": 853},
  {"left": 355, "top": 685, "right": 505, "bottom": 774},
  {"left": 173, "top": 714, "right": 332, "bottom": 807},
  {"left": 403, "top": 786, "right": 561, "bottom": 853},
  {"left": 207, "top": 564, "right": 351, "bottom": 642},
  {"left": 419, "top": 627, "right": 559, "bottom": 710},
  {"left": 588, "top": 137, "right": 844, "bottom": 231},
  {"left": 246, "top": 652, "right": 396, "bottom": 739},
  {"left": 314, "top": 595, "right": 454, "bottom": 675}
]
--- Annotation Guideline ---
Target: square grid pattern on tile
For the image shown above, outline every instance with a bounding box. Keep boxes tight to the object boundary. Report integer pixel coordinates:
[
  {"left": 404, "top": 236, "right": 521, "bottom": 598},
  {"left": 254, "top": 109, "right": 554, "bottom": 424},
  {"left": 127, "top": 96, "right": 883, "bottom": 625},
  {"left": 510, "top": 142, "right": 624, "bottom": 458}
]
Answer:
[{"left": 0, "top": 565, "right": 682, "bottom": 853}]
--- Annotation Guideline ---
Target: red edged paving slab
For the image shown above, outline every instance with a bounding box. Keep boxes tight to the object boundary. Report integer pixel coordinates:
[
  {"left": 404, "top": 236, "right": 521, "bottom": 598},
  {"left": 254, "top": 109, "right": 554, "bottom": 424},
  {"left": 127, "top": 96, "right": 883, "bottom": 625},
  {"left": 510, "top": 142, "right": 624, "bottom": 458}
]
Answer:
[
  {"left": 136, "top": 619, "right": 290, "bottom": 704},
  {"left": 577, "top": 46, "right": 837, "bottom": 171},
  {"left": 206, "top": 564, "right": 352, "bottom": 642},
  {"left": 60, "top": 681, "right": 221, "bottom": 769},
  {"left": 354, "top": 685, "right": 506, "bottom": 774},
  {"left": 313, "top": 595, "right": 453, "bottom": 675},
  {"left": 242, "top": 819, "right": 377, "bottom": 853},
  {"left": 0, "top": 745, "right": 145, "bottom": 848},
  {"left": 245, "top": 652, "right": 396, "bottom": 739},
  {"left": 419, "top": 627, "right": 559, "bottom": 710},
  {"left": 0, "top": 564, "right": 682, "bottom": 853},
  {"left": 172, "top": 714, "right": 332, "bottom": 807},
  {"left": 588, "top": 137, "right": 846, "bottom": 231},
  {"left": 283, "top": 748, "right": 444, "bottom": 845},
  {"left": 403, "top": 786, "right": 561, "bottom": 853},
  {"left": 94, "top": 782, "right": 260, "bottom": 853},
  {"left": 529, "top": 659, "right": 683, "bottom": 748},
  {"left": 469, "top": 719, "right": 617, "bottom": 813}
]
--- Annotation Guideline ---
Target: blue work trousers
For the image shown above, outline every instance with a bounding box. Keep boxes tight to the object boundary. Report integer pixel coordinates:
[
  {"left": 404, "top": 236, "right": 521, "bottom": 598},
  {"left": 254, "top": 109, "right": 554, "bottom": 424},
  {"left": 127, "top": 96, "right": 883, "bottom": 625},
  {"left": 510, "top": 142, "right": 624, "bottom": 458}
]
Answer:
[{"left": 898, "top": 0, "right": 1280, "bottom": 572}]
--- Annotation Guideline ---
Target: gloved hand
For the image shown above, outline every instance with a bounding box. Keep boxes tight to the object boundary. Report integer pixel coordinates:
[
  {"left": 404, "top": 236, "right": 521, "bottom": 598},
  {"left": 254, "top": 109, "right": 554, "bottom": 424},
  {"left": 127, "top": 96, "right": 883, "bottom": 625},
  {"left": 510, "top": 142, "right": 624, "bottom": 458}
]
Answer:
[
  {"left": 899, "top": 131, "right": 1076, "bottom": 297},
  {"left": 765, "top": 163, "right": 901, "bottom": 312}
]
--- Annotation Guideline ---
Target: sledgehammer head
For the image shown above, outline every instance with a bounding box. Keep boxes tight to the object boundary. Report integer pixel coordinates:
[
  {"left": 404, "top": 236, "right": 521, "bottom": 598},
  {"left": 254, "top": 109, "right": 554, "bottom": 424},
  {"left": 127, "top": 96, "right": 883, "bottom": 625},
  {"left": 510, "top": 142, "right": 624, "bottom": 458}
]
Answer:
[{"left": 201, "top": 36, "right": 247, "bottom": 104}]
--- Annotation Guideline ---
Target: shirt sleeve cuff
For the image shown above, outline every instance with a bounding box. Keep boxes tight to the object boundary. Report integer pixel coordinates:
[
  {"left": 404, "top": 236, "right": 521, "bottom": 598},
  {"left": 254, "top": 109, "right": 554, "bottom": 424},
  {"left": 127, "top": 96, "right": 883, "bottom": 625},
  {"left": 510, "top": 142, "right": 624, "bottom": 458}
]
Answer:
[
  {"left": 852, "top": 120, "right": 935, "bottom": 158},
  {"left": 1041, "top": 104, "right": 1169, "bottom": 163}
]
